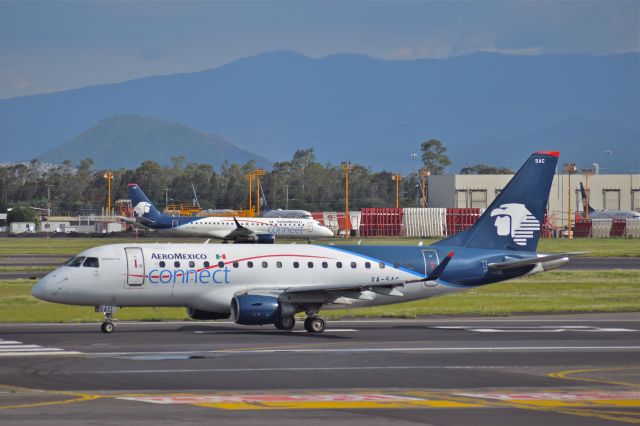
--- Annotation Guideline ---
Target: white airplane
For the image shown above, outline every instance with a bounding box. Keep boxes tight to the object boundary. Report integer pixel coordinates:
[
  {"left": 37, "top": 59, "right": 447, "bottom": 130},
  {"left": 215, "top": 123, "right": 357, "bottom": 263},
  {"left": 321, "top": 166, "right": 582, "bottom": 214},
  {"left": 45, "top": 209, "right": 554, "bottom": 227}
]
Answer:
[
  {"left": 580, "top": 182, "right": 640, "bottom": 220},
  {"left": 33, "top": 151, "right": 579, "bottom": 334},
  {"left": 127, "top": 184, "right": 334, "bottom": 242}
]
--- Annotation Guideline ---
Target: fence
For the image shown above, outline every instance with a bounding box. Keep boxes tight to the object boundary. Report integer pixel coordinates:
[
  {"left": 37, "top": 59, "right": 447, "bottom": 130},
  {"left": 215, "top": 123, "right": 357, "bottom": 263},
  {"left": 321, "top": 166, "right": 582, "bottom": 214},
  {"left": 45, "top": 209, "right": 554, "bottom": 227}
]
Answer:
[
  {"left": 445, "top": 208, "right": 483, "bottom": 236},
  {"left": 402, "top": 208, "right": 447, "bottom": 237},
  {"left": 359, "top": 208, "right": 404, "bottom": 237}
]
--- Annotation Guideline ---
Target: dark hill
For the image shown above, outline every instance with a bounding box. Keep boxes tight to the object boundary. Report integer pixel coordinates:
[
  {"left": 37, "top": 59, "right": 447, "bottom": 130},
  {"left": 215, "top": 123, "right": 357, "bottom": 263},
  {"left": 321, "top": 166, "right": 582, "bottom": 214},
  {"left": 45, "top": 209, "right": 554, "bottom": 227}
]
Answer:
[{"left": 36, "top": 115, "right": 270, "bottom": 170}]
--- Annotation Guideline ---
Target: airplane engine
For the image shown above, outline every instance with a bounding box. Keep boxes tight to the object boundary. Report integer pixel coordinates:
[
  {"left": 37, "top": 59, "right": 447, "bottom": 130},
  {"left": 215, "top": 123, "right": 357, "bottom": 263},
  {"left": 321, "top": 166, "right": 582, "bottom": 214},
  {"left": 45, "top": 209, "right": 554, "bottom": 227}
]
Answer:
[
  {"left": 186, "top": 307, "right": 229, "bottom": 321},
  {"left": 231, "top": 294, "right": 295, "bottom": 325},
  {"left": 256, "top": 234, "right": 275, "bottom": 244}
]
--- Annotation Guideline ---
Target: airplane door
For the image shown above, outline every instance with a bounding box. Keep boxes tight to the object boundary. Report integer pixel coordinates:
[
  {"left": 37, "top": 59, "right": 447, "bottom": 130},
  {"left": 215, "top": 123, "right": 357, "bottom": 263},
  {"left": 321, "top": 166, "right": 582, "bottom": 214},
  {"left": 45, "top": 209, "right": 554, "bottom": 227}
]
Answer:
[
  {"left": 305, "top": 222, "right": 313, "bottom": 233},
  {"left": 421, "top": 249, "right": 440, "bottom": 275},
  {"left": 171, "top": 219, "right": 179, "bottom": 229},
  {"left": 421, "top": 249, "right": 440, "bottom": 288},
  {"left": 125, "top": 247, "right": 145, "bottom": 286}
]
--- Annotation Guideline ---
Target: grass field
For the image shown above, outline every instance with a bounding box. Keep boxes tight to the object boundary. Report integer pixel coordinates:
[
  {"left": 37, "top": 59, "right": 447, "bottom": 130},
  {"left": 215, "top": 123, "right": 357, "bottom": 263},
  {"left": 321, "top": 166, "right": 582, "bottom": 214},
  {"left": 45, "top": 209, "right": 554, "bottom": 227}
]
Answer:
[
  {"left": 1, "top": 270, "right": 638, "bottom": 323},
  {"left": 0, "top": 236, "right": 638, "bottom": 256}
]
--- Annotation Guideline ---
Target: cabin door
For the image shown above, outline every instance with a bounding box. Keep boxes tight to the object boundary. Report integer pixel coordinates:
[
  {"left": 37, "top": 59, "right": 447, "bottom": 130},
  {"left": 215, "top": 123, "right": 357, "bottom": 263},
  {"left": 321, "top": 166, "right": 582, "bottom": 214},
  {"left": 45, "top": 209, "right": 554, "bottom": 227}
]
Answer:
[
  {"left": 125, "top": 247, "right": 145, "bottom": 286},
  {"left": 421, "top": 249, "right": 440, "bottom": 275}
]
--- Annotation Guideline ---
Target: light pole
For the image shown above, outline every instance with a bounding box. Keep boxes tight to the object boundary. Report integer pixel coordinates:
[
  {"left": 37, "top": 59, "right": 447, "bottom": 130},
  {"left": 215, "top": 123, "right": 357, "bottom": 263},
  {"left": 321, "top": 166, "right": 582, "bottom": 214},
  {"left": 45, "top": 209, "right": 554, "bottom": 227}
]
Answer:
[
  {"left": 341, "top": 161, "right": 352, "bottom": 239},
  {"left": 103, "top": 171, "right": 114, "bottom": 217},
  {"left": 564, "top": 163, "right": 577, "bottom": 238},
  {"left": 253, "top": 168, "right": 267, "bottom": 216},
  {"left": 582, "top": 168, "right": 593, "bottom": 220},
  {"left": 285, "top": 185, "right": 289, "bottom": 210},
  {"left": 605, "top": 150, "right": 613, "bottom": 173},
  {"left": 164, "top": 188, "right": 170, "bottom": 211},
  {"left": 420, "top": 170, "right": 430, "bottom": 208},
  {"left": 244, "top": 172, "right": 253, "bottom": 213},
  {"left": 391, "top": 174, "right": 402, "bottom": 209},
  {"left": 410, "top": 153, "right": 417, "bottom": 205},
  {"left": 46, "top": 184, "right": 52, "bottom": 217}
]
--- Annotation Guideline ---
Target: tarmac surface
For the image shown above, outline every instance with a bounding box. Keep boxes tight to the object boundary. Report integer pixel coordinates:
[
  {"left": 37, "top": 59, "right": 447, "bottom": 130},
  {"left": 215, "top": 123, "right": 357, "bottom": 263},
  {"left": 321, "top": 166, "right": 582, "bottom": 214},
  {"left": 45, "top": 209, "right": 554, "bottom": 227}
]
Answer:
[{"left": 1, "top": 313, "right": 638, "bottom": 425}]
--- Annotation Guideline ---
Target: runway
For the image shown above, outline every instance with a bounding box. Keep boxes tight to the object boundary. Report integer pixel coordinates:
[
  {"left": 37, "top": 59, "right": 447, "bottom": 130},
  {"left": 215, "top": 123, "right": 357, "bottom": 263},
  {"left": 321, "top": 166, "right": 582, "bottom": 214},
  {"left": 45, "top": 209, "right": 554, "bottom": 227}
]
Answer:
[{"left": 1, "top": 313, "right": 638, "bottom": 425}]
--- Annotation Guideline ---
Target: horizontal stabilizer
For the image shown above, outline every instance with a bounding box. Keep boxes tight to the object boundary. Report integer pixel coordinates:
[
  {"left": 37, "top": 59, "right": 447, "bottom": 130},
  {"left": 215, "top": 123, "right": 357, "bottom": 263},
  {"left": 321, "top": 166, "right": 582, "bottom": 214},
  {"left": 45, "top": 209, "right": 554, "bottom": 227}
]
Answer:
[{"left": 488, "top": 252, "right": 586, "bottom": 270}]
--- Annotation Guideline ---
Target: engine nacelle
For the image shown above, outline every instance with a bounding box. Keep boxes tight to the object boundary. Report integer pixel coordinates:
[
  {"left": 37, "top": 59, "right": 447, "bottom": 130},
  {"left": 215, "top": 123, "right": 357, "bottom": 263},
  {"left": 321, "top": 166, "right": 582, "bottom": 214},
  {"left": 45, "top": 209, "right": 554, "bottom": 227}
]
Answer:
[
  {"left": 186, "top": 307, "right": 229, "bottom": 321},
  {"left": 231, "top": 294, "right": 294, "bottom": 325},
  {"left": 256, "top": 234, "right": 275, "bottom": 244}
]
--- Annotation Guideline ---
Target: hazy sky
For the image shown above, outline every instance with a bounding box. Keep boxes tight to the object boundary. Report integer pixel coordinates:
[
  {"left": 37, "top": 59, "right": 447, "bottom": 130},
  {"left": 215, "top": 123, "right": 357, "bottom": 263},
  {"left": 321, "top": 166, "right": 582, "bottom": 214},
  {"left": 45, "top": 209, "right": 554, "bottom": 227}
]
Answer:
[{"left": 1, "top": 1, "right": 638, "bottom": 99}]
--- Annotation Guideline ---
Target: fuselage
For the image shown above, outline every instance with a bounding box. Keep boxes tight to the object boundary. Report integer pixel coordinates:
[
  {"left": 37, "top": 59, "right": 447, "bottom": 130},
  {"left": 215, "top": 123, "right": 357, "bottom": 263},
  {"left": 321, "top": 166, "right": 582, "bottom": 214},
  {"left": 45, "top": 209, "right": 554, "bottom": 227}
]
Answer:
[
  {"left": 32, "top": 243, "right": 566, "bottom": 315},
  {"left": 141, "top": 215, "right": 334, "bottom": 239}
]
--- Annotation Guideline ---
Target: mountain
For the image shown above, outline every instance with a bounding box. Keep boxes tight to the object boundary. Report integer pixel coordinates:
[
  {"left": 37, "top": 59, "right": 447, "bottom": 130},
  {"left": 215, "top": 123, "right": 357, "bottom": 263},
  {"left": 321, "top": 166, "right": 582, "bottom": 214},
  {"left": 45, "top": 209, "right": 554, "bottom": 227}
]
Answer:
[
  {"left": 36, "top": 115, "right": 270, "bottom": 170},
  {"left": 1, "top": 51, "right": 638, "bottom": 172}
]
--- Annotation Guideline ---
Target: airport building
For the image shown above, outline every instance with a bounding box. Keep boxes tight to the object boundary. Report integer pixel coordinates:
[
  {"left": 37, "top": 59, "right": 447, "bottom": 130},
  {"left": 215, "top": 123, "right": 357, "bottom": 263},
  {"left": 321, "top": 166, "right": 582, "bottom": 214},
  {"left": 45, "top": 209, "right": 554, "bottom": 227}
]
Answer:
[{"left": 428, "top": 173, "right": 640, "bottom": 228}]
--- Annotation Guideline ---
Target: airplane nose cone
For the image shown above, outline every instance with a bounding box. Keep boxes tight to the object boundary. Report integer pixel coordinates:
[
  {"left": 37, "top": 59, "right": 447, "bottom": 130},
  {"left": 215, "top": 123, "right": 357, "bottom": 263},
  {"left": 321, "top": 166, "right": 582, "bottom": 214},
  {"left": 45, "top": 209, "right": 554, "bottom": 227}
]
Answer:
[
  {"left": 31, "top": 278, "right": 48, "bottom": 301},
  {"left": 31, "top": 272, "right": 60, "bottom": 302}
]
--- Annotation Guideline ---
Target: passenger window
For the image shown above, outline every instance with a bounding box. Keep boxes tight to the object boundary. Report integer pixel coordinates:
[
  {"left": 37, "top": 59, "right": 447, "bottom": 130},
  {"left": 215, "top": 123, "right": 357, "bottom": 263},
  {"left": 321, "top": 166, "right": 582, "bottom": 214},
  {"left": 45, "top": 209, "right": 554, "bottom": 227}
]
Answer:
[
  {"left": 365, "top": 262, "right": 371, "bottom": 269},
  {"left": 65, "top": 256, "right": 85, "bottom": 267},
  {"left": 293, "top": 261, "right": 299, "bottom": 268},
  {"left": 159, "top": 261, "right": 166, "bottom": 268},
  {"left": 379, "top": 262, "right": 385, "bottom": 269},
  {"left": 336, "top": 262, "right": 342, "bottom": 268},
  {"left": 83, "top": 257, "right": 99, "bottom": 268},
  {"left": 189, "top": 261, "right": 195, "bottom": 268},
  {"left": 322, "top": 262, "right": 328, "bottom": 268},
  {"left": 276, "top": 261, "right": 283, "bottom": 268},
  {"left": 218, "top": 261, "right": 225, "bottom": 268},
  {"left": 351, "top": 262, "right": 357, "bottom": 269},
  {"left": 247, "top": 261, "right": 253, "bottom": 268},
  {"left": 232, "top": 262, "right": 239, "bottom": 268},
  {"left": 307, "top": 262, "right": 314, "bottom": 268},
  {"left": 262, "top": 261, "right": 268, "bottom": 268},
  {"left": 174, "top": 261, "right": 180, "bottom": 267},
  {"left": 204, "top": 261, "right": 210, "bottom": 268}
]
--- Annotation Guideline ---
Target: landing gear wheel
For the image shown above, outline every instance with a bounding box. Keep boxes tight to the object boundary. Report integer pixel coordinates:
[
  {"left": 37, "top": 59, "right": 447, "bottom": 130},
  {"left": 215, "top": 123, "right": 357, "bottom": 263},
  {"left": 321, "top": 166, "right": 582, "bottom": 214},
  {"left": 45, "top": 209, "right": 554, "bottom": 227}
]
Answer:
[
  {"left": 274, "top": 316, "right": 296, "bottom": 331},
  {"left": 304, "top": 316, "right": 326, "bottom": 333},
  {"left": 100, "top": 321, "right": 115, "bottom": 333}
]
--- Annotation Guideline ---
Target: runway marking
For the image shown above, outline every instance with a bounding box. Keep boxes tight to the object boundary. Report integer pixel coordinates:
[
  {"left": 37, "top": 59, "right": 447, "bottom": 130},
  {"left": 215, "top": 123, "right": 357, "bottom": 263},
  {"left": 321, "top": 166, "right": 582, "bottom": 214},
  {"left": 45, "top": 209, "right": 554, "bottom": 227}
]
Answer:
[
  {"left": 0, "top": 339, "right": 81, "bottom": 357},
  {"left": 82, "top": 365, "right": 514, "bottom": 374},
  {"left": 86, "top": 345, "right": 640, "bottom": 357},
  {"left": 433, "top": 325, "right": 638, "bottom": 333},
  {"left": 0, "top": 383, "right": 101, "bottom": 411},
  {"left": 549, "top": 367, "right": 640, "bottom": 388},
  {"left": 117, "top": 392, "right": 483, "bottom": 410},
  {"left": 192, "top": 329, "right": 358, "bottom": 334}
]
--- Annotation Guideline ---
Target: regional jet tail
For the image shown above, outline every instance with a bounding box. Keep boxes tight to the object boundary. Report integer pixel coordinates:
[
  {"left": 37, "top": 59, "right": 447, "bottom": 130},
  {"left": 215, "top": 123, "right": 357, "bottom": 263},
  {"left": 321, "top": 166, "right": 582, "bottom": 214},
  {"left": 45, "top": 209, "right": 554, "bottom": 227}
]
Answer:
[
  {"left": 34, "top": 151, "right": 582, "bottom": 334},
  {"left": 580, "top": 182, "right": 640, "bottom": 220},
  {"left": 127, "top": 184, "right": 334, "bottom": 242}
]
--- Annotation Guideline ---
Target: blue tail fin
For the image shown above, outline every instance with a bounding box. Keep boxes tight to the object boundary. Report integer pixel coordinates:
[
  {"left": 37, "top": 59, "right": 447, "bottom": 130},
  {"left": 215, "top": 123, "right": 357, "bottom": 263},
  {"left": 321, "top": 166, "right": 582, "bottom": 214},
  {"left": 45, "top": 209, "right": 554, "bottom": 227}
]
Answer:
[
  {"left": 434, "top": 151, "right": 559, "bottom": 252},
  {"left": 579, "top": 182, "right": 596, "bottom": 214},
  {"left": 128, "top": 184, "right": 165, "bottom": 223}
]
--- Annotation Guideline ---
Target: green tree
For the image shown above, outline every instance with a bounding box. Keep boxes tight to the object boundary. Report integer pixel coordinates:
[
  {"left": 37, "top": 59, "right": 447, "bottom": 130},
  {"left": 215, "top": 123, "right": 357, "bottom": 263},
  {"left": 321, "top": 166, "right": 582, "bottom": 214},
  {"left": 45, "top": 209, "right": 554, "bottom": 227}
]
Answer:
[
  {"left": 460, "top": 164, "right": 513, "bottom": 174},
  {"left": 420, "top": 139, "right": 451, "bottom": 175},
  {"left": 7, "top": 205, "right": 36, "bottom": 224}
]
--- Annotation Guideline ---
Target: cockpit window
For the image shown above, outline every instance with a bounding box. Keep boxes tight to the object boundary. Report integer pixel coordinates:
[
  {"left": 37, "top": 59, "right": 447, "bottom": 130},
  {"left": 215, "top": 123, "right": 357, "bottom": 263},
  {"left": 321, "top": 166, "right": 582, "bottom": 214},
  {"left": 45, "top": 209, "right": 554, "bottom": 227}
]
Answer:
[
  {"left": 65, "top": 256, "right": 85, "bottom": 267},
  {"left": 82, "top": 257, "right": 99, "bottom": 268}
]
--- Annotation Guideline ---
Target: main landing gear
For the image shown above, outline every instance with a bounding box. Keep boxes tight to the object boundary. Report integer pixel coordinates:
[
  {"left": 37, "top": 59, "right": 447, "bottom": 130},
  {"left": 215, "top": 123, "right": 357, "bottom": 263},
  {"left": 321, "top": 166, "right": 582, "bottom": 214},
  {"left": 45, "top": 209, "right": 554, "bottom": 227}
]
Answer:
[
  {"left": 304, "top": 316, "right": 326, "bottom": 333},
  {"left": 272, "top": 315, "right": 326, "bottom": 333},
  {"left": 274, "top": 316, "right": 296, "bottom": 331}
]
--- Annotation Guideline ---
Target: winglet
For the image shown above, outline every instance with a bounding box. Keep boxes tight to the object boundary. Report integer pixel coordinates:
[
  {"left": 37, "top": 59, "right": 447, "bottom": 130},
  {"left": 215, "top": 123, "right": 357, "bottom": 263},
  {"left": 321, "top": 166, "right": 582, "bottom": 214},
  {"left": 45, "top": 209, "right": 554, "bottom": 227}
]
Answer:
[
  {"left": 426, "top": 251, "right": 455, "bottom": 281},
  {"left": 405, "top": 251, "right": 455, "bottom": 284}
]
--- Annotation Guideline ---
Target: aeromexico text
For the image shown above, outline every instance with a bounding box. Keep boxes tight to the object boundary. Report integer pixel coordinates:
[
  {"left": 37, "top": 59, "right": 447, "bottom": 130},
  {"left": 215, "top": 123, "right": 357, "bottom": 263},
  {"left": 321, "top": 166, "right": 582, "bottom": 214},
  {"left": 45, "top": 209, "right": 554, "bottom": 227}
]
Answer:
[
  {"left": 151, "top": 253, "right": 207, "bottom": 260},
  {"left": 148, "top": 252, "right": 230, "bottom": 284}
]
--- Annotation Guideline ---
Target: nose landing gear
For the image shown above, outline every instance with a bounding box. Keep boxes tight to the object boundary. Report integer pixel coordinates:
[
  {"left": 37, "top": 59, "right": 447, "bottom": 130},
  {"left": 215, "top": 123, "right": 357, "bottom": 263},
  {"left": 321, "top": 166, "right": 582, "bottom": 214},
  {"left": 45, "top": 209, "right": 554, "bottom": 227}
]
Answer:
[{"left": 96, "top": 305, "right": 117, "bottom": 333}]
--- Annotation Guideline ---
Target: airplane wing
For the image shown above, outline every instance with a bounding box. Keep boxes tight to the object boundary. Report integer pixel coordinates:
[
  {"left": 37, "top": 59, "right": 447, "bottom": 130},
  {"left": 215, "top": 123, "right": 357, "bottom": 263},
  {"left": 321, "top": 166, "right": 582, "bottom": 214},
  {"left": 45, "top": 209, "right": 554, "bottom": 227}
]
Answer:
[
  {"left": 223, "top": 217, "right": 258, "bottom": 241},
  {"left": 487, "top": 252, "right": 586, "bottom": 270}
]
